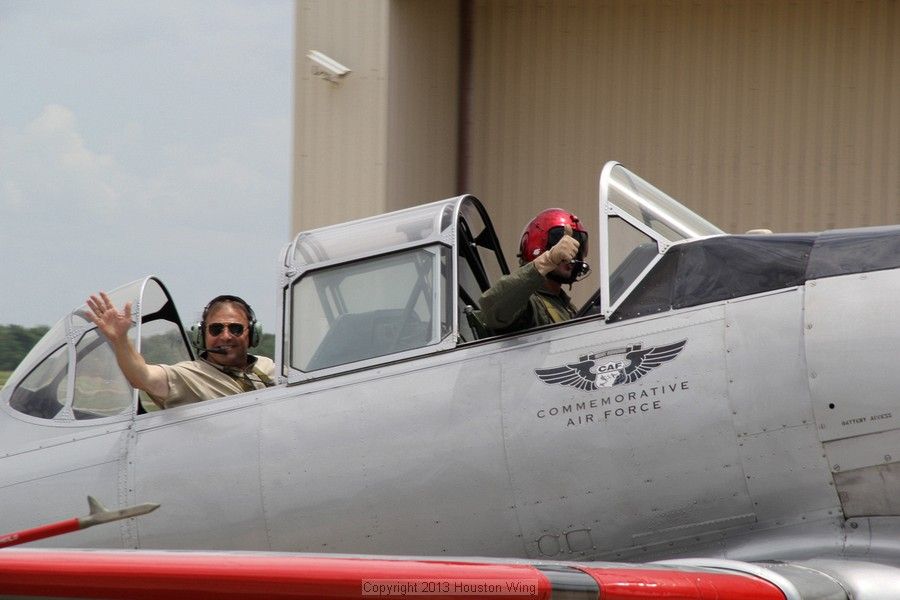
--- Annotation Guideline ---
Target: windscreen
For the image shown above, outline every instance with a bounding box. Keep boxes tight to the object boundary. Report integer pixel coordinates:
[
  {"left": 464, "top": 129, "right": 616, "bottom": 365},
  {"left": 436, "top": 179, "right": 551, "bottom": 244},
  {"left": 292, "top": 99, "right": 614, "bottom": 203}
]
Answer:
[
  {"left": 290, "top": 246, "right": 449, "bottom": 372},
  {"left": 606, "top": 165, "right": 724, "bottom": 242}
]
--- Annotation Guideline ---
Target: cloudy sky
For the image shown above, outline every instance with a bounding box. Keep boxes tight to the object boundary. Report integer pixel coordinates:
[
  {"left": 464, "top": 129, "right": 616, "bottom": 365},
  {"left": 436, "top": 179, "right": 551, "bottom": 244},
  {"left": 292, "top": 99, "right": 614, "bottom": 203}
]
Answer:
[{"left": 0, "top": 0, "right": 293, "bottom": 330}]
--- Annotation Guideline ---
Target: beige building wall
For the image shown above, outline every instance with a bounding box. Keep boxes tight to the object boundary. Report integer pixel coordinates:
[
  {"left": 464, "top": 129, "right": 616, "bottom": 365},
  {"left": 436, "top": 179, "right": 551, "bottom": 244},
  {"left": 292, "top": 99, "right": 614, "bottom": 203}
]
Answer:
[
  {"left": 293, "top": 0, "right": 389, "bottom": 232},
  {"left": 468, "top": 0, "right": 899, "bottom": 288},
  {"left": 293, "top": 1, "right": 899, "bottom": 304},
  {"left": 293, "top": 0, "right": 458, "bottom": 233},
  {"left": 385, "top": 1, "right": 460, "bottom": 212}
]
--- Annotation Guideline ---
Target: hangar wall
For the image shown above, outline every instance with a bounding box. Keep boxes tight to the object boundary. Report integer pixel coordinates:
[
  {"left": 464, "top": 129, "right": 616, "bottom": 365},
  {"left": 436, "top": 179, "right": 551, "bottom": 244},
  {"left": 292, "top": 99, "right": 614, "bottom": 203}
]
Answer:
[
  {"left": 293, "top": 0, "right": 899, "bottom": 303},
  {"left": 468, "top": 0, "right": 899, "bottom": 259},
  {"left": 293, "top": 0, "right": 458, "bottom": 234},
  {"left": 293, "top": 0, "right": 388, "bottom": 232}
]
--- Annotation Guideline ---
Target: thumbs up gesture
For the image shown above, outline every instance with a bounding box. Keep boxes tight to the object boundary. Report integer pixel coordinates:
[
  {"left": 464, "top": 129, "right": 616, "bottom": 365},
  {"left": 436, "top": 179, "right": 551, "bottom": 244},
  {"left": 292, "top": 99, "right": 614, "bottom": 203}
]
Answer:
[
  {"left": 549, "top": 225, "right": 579, "bottom": 263},
  {"left": 534, "top": 225, "right": 580, "bottom": 275}
]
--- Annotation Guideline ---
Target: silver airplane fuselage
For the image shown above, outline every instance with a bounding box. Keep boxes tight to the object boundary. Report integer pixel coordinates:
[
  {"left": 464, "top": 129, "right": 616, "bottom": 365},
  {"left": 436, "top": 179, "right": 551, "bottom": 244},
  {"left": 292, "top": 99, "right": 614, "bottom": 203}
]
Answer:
[{"left": 3, "top": 162, "right": 900, "bottom": 568}]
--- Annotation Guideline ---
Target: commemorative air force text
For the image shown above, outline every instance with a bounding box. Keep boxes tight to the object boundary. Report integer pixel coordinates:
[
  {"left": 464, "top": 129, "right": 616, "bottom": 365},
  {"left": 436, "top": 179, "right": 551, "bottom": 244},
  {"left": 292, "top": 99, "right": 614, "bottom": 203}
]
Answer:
[{"left": 537, "top": 380, "right": 690, "bottom": 427}]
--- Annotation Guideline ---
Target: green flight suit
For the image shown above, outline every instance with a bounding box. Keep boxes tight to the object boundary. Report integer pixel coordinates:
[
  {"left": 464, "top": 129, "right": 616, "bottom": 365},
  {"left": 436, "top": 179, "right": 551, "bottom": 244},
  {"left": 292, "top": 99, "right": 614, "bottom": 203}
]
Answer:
[{"left": 477, "top": 262, "right": 577, "bottom": 335}]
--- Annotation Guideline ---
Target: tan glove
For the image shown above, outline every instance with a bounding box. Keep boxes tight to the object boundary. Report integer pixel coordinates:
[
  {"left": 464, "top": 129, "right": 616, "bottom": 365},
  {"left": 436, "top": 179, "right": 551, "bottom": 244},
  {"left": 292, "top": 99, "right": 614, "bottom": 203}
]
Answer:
[{"left": 533, "top": 225, "right": 580, "bottom": 276}]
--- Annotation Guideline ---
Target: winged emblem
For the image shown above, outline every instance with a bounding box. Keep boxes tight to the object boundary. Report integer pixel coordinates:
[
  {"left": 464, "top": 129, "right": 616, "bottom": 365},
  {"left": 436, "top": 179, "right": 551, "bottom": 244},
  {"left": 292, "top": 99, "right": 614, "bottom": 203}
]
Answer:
[
  {"left": 532, "top": 359, "right": 599, "bottom": 391},
  {"left": 535, "top": 339, "right": 687, "bottom": 391}
]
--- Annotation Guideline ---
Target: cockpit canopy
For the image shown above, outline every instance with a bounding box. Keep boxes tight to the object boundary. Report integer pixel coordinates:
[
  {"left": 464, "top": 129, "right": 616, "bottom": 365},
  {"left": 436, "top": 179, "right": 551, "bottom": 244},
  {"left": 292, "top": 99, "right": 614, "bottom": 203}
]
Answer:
[
  {"left": 598, "top": 163, "right": 725, "bottom": 314},
  {"left": 2, "top": 278, "right": 192, "bottom": 422},
  {"left": 0, "top": 161, "right": 799, "bottom": 419},
  {"left": 275, "top": 163, "right": 733, "bottom": 384},
  {"left": 13, "top": 161, "right": 898, "bottom": 421},
  {"left": 279, "top": 197, "right": 508, "bottom": 382}
]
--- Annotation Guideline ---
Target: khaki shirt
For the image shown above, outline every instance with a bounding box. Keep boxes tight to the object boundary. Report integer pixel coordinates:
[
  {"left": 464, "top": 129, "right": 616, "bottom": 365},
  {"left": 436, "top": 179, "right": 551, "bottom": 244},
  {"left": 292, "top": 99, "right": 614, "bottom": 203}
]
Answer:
[
  {"left": 155, "top": 355, "right": 276, "bottom": 409},
  {"left": 478, "top": 262, "right": 577, "bottom": 334}
]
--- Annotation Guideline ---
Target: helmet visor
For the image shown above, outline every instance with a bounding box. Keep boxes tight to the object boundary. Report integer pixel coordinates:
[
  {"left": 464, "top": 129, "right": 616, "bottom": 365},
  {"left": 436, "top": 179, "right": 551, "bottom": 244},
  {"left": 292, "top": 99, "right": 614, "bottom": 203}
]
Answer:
[{"left": 547, "top": 226, "right": 588, "bottom": 259}]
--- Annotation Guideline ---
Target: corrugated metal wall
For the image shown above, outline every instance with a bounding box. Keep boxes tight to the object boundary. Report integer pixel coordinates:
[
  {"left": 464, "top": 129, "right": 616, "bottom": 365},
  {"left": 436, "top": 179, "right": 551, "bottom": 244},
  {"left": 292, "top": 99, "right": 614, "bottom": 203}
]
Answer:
[
  {"left": 294, "top": 0, "right": 391, "bottom": 233},
  {"left": 467, "top": 0, "right": 899, "bottom": 295},
  {"left": 293, "top": 0, "right": 459, "bottom": 234},
  {"left": 385, "top": 0, "right": 460, "bottom": 212}
]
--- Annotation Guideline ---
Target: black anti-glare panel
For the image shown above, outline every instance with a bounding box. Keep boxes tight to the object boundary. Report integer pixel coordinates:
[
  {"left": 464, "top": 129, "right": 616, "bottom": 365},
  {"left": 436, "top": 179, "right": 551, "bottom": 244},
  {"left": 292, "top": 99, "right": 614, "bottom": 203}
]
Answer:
[
  {"left": 672, "top": 235, "right": 814, "bottom": 309},
  {"left": 806, "top": 225, "right": 900, "bottom": 279},
  {"left": 592, "top": 226, "right": 900, "bottom": 323}
]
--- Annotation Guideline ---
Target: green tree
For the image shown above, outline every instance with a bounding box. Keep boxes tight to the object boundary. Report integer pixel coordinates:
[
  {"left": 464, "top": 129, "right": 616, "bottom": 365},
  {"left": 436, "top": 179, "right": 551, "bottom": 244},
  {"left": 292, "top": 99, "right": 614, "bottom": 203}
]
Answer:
[
  {"left": 255, "top": 332, "right": 275, "bottom": 360},
  {"left": 142, "top": 329, "right": 194, "bottom": 365},
  {"left": 0, "top": 324, "right": 50, "bottom": 371},
  {"left": 0, "top": 324, "right": 276, "bottom": 376}
]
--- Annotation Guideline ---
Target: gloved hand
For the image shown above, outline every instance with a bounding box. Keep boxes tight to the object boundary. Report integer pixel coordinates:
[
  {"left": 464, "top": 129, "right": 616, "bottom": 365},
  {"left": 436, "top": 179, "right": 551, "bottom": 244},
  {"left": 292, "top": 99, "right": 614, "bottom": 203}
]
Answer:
[{"left": 533, "top": 225, "right": 580, "bottom": 276}]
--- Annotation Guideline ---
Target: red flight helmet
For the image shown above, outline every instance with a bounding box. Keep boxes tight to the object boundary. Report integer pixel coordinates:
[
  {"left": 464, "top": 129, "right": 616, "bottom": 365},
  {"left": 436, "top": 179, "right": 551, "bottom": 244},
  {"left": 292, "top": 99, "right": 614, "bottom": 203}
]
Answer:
[{"left": 518, "top": 208, "right": 589, "bottom": 265}]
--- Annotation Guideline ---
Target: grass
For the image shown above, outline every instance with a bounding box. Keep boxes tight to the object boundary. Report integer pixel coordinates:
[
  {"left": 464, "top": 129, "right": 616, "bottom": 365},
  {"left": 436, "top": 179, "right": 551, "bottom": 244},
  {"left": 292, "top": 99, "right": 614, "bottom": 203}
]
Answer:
[{"left": 0, "top": 371, "right": 10, "bottom": 389}]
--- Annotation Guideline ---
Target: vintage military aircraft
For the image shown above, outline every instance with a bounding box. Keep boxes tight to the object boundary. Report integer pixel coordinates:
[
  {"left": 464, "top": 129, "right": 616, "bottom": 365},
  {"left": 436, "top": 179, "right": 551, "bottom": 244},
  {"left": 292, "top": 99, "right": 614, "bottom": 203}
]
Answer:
[{"left": 3, "top": 161, "right": 900, "bottom": 596}]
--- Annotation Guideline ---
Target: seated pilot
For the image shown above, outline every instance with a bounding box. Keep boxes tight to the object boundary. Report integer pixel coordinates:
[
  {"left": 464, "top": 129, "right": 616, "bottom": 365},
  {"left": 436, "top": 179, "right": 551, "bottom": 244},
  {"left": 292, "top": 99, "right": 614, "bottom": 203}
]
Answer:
[
  {"left": 87, "top": 293, "right": 275, "bottom": 409},
  {"left": 478, "top": 208, "right": 589, "bottom": 335}
]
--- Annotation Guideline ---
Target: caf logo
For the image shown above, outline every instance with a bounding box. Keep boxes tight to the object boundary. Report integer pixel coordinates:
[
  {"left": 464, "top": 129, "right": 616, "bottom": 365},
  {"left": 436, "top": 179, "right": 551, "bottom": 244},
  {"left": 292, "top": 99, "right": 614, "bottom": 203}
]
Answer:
[{"left": 535, "top": 340, "right": 687, "bottom": 391}]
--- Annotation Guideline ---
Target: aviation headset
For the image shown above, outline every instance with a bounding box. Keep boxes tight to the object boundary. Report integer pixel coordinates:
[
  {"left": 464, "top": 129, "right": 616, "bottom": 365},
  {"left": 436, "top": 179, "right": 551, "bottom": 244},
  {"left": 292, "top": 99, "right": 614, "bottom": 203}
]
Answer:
[{"left": 189, "top": 295, "right": 262, "bottom": 352}]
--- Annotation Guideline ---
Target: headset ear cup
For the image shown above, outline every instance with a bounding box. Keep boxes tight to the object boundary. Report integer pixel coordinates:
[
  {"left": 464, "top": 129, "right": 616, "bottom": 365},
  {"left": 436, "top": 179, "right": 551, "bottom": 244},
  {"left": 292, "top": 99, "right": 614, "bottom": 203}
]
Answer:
[
  {"left": 189, "top": 323, "right": 205, "bottom": 351},
  {"left": 250, "top": 322, "right": 262, "bottom": 348}
]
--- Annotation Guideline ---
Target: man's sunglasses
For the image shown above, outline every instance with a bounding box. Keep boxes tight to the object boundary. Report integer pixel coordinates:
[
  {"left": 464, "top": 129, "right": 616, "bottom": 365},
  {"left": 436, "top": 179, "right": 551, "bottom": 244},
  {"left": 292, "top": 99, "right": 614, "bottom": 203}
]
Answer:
[
  {"left": 547, "top": 226, "right": 588, "bottom": 256},
  {"left": 207, "top": 322, "right": 246, "bottom": 336}
]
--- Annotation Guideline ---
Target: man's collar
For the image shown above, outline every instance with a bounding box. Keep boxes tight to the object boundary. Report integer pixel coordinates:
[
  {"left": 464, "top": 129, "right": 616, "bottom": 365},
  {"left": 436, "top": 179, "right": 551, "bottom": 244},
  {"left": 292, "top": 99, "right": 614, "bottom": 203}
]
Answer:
[{"left": 200, "top": 353, "right": 258, "bottom": 374}]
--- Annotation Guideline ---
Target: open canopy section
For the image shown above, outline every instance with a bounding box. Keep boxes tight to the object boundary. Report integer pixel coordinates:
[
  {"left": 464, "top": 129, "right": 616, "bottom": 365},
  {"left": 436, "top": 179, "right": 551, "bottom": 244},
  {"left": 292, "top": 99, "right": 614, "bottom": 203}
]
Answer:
[
  {"left": 597, "top": 162, "right": 725, "bottom": 316},
  {"left": 1, "top": 277, "right": 192, "bottom": 423}
]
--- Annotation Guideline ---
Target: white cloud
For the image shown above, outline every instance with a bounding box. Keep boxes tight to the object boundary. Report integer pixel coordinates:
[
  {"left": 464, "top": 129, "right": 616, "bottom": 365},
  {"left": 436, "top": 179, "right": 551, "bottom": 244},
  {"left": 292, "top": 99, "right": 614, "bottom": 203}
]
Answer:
[
  {"left": 1, "top": 101, "right": 289, "bottom": 229},
  {"left": 0, "top": 1, "right": 293, "bottom": 328},
  {"left": 1, "top": 104, "right": 124, "bottom": 216}
]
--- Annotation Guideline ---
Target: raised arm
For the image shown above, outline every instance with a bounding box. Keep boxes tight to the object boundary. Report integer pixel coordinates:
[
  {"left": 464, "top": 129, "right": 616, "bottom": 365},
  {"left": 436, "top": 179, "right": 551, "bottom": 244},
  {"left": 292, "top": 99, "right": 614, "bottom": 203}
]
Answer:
[
  {"left": 478, "top": 226, "right": 580, "bottom": 330},
  {"left": 86, "top": 292, "right": 170, "bottom": 404}
]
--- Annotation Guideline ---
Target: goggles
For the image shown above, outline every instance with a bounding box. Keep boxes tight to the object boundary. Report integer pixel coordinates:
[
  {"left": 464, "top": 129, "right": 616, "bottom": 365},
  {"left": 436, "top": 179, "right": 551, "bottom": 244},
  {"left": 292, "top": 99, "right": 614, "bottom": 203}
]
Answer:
[
  {"left": 547, "top": 226, "right": 588, "bottom": 257},
  {"left": 207, "top": 322, "right": 246, "bottom": 336}
]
